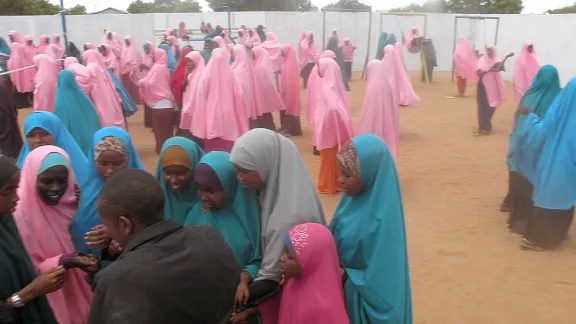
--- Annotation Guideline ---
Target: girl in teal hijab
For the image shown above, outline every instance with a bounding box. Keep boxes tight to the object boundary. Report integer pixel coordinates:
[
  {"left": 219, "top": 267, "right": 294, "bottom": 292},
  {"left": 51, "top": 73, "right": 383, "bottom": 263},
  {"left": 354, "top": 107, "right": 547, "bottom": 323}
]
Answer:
[
  {"left": 185, "top": 151, "right": 261, "bottom": 305},
  {"left": 54, "top": 70, "right": 102, "bottom": 156},
  {"left": 376, "top": 32, "right": 388, "bottom": 59},
  {"left": 330, "top": 134, "right": 412, "bottom": 324},
  {"left": 326, "top": 36, "right": 350, "bottom": 91},
  {"left": 505, "top": 65, "right": 560, "bottom": 233},
  {"left": 200, "top": 38, "right": 218, "bottom": 64},
  {"left": 154, "top": 137, "right": 204, "bottom": 225}
]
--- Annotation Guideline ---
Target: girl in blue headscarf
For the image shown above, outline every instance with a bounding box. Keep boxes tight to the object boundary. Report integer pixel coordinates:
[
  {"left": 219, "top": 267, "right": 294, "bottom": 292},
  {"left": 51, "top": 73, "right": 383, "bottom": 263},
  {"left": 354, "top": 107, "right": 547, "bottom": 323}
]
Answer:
[
  {"left": 160, "top": 43, "right": 177, "bottom": 74},
  {"left": 54, "top": 70, "right": 102, "bottom": 156},
  {"left": 516, "top": 77, "right": 576, "bottom": 251},
  {"left": 70, "top": 126, "right": 144, "bottom": 258},
  {"left": 185, "top": 151, "right": 261, "bottom": 311},
  {"left": 17, "top": 111, "right": 89, "bottom": 187},
  {"left": 330, "top": 134, "right": 412, "bottom": 324},
  {"left": 504, "top": 65, "right": 560, "bottom": 235},
  {"left": 154, "top": 137, "right": 204, "bottom": 225}
]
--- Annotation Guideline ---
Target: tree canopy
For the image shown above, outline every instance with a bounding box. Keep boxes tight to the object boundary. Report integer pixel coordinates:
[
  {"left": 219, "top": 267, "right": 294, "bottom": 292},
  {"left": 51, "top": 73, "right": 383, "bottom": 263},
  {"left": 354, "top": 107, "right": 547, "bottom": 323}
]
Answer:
[
  {"left": 389, "top": 0, "right": 448, "bottom": 13},
  {"left": 127, "top": 0, "right": 202, "bottom": 13},
  {"left": 0, "top": 0, "right": 59, "bottom": 15},
  {"left": 205, "top": 0, "right": 317, "bottom": 11},
  {"left": 447, "top": 0, "right": 523, "bottom": 14},
  {"left": 322, "top": 0, "right": 371, "bottom": 11},
  {"left": 547, "top": 3, "right": 576, "bottom": 14},
  {"left": 67, "top": 5, "right": 87, "bottom": 15}
]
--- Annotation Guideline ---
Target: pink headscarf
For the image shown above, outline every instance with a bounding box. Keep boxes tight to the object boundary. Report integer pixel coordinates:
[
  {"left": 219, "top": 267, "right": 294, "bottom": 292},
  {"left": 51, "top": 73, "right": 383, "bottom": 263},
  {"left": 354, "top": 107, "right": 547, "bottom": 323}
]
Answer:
[
  {"left": 341, "top": 38, "right": 355, "bottom": 63},
  {"left": 67, "top": 62, "right": 94, "bottom": 95},
  {"left": 392, "top": 42, "right": 420, "bottom": 106},
  {"left": 260, "top": 32, "right": 283, "bottom": 72},
  {"left": 189, "top": 48, "right": 248, "bottom": 141},
  {"left": 237, "top": 29, "right": 251, "bottom": 48},
  {"left": 121, "top": 36, "right": 143, "bottom": 83},
  {"left": 165, "top": 28, "right": 174, "bottom": 37},
  {"left": 102, "top": 31, "right": 123, "bottom": 58},
  {"left": 213, "top": 36, "right": 226, "bottom": 49},
  {"left": 138, "top": 48, "right": 175, "bottom": 107},
  {"left": 6, "top": 31, "right": 33, "bottom": 93},
  {"left": 14, "top": 146, "right": 93, "bottom": 324},
  {"left": 306, "top": 50, "right": 335, "bottom": 126},
  {"left": 365, "top": 59, "right": 381, "bottom": 83},
  {"left": 477, "top": 45, "right": 506, "bottom": 108},
  {"left": 180, "top": 51, "right": 206, "bottom": 130},
  {"left": 249, "top": 29, "right": 261, "bottom": 47},
  {"left": 298, "top": 31, "right": 318, "bottom": 70},
  {"left": 50, "top": 33, "right": 64, "bottom": 59},
  {"left": 358, "top": 52, "right": 400, "bottom": 161},
  {"left": 404, "top": 26, "right": 419, "bottom": 49},
  {"left": 99, "top": 43, "right": 120, "bottom": 77},
  {"left": 36, "top": 35, "right": 49, "bottom": 54},
  {"left": 313, "top": 58, "right": 354, "bottom": 151},
  {"left": 82, "top": 49, "right": 125, "bottom": 129},
  {"left": 23, "top": 35, "right": 37, "bottom": 90},
  {"left": 231, "top": 44, "right": 262, "bottom": 120},
  {"left": 140, "top": 41, "right": 155, "bottom": 77},
  {"left": 33, "top": 54, "right": 59, "bottom": 112},
  {"left": 252, "top": 46, "right": 286, "bottom": 114},
  {"left": 259, "top": 223, "right": 349, "bottom": 324},
  {"left": 453, "top": 36, "right": 478, "bottom": 81},
  {"left": 221, "top": 29, "right": 231, "bottom": 44},
  {"left": 279, "top": 44, "right": 301, "bottom": 117},
  {"left": 8, "top": 30, "right": 24, "bottom": 44},
  {"left": 513, "top": 41, "right": 540, "bottom": 105},
  {"left": 83, "top": 42, "right": 96, "bottom": 51},
  {"left": 45, "top": 44, "right": 62, "bottom": 62}
]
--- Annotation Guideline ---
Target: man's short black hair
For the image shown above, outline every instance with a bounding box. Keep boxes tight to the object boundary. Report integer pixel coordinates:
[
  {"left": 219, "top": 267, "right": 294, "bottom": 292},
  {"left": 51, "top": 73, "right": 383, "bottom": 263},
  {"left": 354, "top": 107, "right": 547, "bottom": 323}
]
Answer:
[{"left": 98, "top": 169, "right": 165, "bottom": 227}]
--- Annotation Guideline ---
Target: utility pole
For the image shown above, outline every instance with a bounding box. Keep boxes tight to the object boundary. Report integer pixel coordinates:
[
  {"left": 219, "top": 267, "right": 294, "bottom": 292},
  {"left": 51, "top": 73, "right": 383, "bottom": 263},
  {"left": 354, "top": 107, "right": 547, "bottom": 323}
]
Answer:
[{"left": 59, "top": 0, "right": 69, "bottom": 56}]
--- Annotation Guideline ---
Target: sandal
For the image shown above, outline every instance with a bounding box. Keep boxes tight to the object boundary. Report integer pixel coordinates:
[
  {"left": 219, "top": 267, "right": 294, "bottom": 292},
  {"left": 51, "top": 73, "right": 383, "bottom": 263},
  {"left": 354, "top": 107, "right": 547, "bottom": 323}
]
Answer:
[{"left": 520, "top": 238, "right": 545, "bottom": 252}]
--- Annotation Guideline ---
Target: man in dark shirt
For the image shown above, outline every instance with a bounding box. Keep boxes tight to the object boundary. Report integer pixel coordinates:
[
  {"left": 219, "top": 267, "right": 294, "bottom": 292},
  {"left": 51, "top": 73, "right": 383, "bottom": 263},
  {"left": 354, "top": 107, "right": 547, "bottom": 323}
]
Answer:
[{"left": 88, "top": 169, "right": 239, "bottom": 324}]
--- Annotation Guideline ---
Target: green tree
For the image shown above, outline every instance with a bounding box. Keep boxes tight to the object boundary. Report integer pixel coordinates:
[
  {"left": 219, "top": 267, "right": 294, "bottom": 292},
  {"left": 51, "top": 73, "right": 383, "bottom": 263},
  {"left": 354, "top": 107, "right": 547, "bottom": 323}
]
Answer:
[
  {"left": 127, "top": 0, "right": 201, "bottom": 13},
  {"left": 67, "top": 4, "right": 87, "bottom": 15},
  {"left": 447, "top": 0, "right": 523, "bottom": 14},
  {"left": 389, "top": 0, "right": 448, "bottom": 13},
  {"left": 322, "top": 0, "right": 371, "bottom": 11},
  {"left": 206, "top": 0, "right": 315, "bottom": 11},
  {"left": 0, "top": 0, "right": 60, "bottom": 15},
  {"left": 547, "top": 3, "right": 576, "bottom": 13}
]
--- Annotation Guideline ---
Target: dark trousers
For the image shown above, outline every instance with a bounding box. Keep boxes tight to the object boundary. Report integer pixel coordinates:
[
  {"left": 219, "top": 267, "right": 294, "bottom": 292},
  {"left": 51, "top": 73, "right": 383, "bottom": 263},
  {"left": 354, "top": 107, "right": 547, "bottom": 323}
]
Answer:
[
  {"left": 477, "top": 81, "right": 496, "bottom": 131},
  {"left": 344, "top": 61, "right": 352, "bottom": 82}
]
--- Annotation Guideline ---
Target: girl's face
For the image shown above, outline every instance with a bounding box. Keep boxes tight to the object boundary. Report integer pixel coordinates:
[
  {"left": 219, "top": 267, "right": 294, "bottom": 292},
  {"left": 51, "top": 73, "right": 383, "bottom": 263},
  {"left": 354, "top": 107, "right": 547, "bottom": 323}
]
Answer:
[
  {"left": 8, "top": 35, "right": 14, "bottom": 42},
  {"left": 144, "top": 45, "right": 151, "bottom": 55},
  {"left": 44, "top": 38, "right": 49, "bottom": 44},
  {"left": 185, "top": 57, "right": 195, "bottom": 70},
  {"left": 486, "top": 48, "right": 494, "bottom": 58},
  {"left": 55, "top": 37, "right": 60, "bottom": 43},
  {"left": 0, "top": 172, "right": 20, "bottom": 216},
  {"left": 98, "top": 46, "right": 107, "bottom": 56},
  {"left": 26, "top": 128, "right": 54, "bottom": 151},
  {"left": 527, "top": 44, "right": 534, "bottom": 53},
  {"left": 204, "top": 41, "right": 212, "bottom": 51},
  {"left": 26, "top": 40, "right": 33, "bottom": 46},
  {"left": 280, "top": 246, "right": 303, "bottom": 278},
  {"left": 36, "top": 166, "right": 68, "bottom": 206},
  {"left": 338, "top": 162, "right": 362, "bottom": 197},
  {"left": 197, "top": 184, "right": 226, "bottom": 211},
  {"left": 163, "top": 165, "right": 192, "bottom": 193},
  {"left": 248, "top": 30, "right": 254, "bottom": 37},
  {"left": 95, "top": 150, "right": 127, "bottom": 181},
  {"left": 233, "top": 164, "right": 263, "bottom": 191},
  {"left": 125, "top": 39, "right": 130, "bottom": 46}
]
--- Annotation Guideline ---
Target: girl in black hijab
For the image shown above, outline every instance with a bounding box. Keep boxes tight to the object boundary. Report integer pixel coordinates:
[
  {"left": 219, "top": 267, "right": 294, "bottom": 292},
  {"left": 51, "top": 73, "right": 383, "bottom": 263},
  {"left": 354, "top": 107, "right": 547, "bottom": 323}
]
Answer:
[{"left": 0, "top": 84, "right": 23, "bottom": 158}]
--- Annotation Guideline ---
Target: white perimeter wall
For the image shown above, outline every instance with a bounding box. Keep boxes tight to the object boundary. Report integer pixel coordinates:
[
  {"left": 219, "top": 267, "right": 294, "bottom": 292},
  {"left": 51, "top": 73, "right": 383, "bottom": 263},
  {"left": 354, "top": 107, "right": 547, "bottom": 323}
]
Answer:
[{"left": 1, "top": 12, "right": 573, "bottom": 85}]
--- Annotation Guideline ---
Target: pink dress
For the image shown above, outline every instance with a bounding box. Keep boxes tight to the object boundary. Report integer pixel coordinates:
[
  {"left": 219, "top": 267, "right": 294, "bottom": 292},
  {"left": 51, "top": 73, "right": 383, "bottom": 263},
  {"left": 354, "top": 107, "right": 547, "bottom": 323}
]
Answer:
[
  {"left": 33, "top": 54, "right": 59, "bottom": 112},
  {"left": 14, "top": 146, "right": 93, "bottom": 324},
  {"left": 100, "top": 43, "right": 120, "bottom": 78},
  {"left": 513, "top": 41, "right": 540, "bottom": 105},
  {"left": 313, "top": 58, "right": 354, "bottom": 151},
  {"left": 121, "top": 36, "right": 143, "bottom": 84},
  {"left": 306, "top": 50, "right": 335, "bottom": 126},
  {"left": 7, "top": 31, "right": 31, "bottom": 93},
  {"left": 392, "top": 42, "right": 420, "bottom": 106},
  {"left": 231, "top": 44, "right": 262, "bottom": 120},
  {"left": 404, "top": 26, "right": 419, "bottom": 49},
  {"left": 67, "top": 62, "right": 95, "bottom": 97},
  {"left": 180, "top": 51, "right": 206, "bottom": 131},
  {"left": 279, "top": 44, "right": 301, "bottom": 117},
  {"left": 259, "top": 223, "right": 349, "bottom": 324},
  {"left": 36, "top": 35, "right": 49, "bottom": 54},
  {"left": 341, "top": 38, "right": 355, "bottom": 63},
  {"left": 260, "top": 32, "right": 283, "bottom": 73},
  {"left": 252, "top": 46, "right": 285, "bottom": 114},
  {"left": 23, "top": 35, "right": 38, "bottom": 91},
  {"left": 453, "top": 36, "right": 478, "bottom": 81},
  {"left": 50, "top": 33, "right": 64, "bottom": 59},
  {"left": 138, "top": 48, "right": 175, "bottom": 107},
  {"left": 82, "top": 49, "right": 126, "bottom": 129},
  {"left": 298, "top": 31, "right": 318, "bottom": 70},
  {"left": 477, "top": 46, "right": 506, "bottom": 108}
]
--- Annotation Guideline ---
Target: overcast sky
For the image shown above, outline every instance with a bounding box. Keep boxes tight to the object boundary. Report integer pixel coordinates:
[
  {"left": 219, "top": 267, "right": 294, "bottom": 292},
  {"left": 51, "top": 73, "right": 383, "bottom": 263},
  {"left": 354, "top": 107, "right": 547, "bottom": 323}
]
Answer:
[{"left": 50, "top": 0, "right": 576, "bottom": 14}]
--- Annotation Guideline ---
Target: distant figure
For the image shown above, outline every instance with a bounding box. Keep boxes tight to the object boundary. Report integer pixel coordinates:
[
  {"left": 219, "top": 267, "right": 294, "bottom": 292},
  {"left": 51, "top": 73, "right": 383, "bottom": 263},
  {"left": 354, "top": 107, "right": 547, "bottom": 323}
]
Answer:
[
  {"left": 421, "top": 38, "right": 437, "bottom": 83},
  {"left": 513, "top": 41, "right": 540, "bottom": 106},
  {"left": 453, "top": 36, "right": 478, "bottom": 97},
  {"left": 341, "top": 38, "right": 356, "bottom": 82}
]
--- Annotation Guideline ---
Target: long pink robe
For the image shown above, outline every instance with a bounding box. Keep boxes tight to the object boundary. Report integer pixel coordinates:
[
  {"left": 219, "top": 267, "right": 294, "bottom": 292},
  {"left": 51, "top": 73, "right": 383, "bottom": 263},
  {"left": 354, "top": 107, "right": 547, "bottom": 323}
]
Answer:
[
  {"left": 121, "top": 36, "right": 143, "bottom": 85},
  {"left": 82, "top": 49, "right": 126, "bottom": 129},
  {"left": 23, "top": 35, "right": 38, "bottom": 91},
  {"left": 477, "top": 46, "right": 506, "bottom": 108},
  {"left": 341, "top": 38, "right": 355, "bottom": 63},
  {"left": 252, "top": 46, "right": 285, "bottom": 114},
  {"left": 36, "top": 35, "right": 49, "bottom": 54},
  {"left": 33, "top": 54, "right": 59, "bottom": 112},
  {"left": 513, "top": 41, "right": 540, "bottom": 105},
  {"left": 7, "top": 31, "right": 31, "bottom": 93},
  {"left": 306, "top": 50, "right": 335, "bottom": 126},
  {"left": 279, "top": 44, "right": 301, "bottom": 117},
  {"left": 50, "top": 34, "right": 64, "bottom": 59},
  {"left": 453, "top": 36, "right": 478, "bottom": 81},
  {"left": 231, "top": 44, "right": 262, "bottom": 121},
  {"left": 393, "top": 42, "right": 420, "bottom": 106},
  {"left": 180, "top": 51, "right": 206, "bottom": 131},
  {"left": 67, "top": 62, "right": 95, "bottom": 97},
  {"left": 313, "top": 58, "right": 354, "bottom": 151},
  {"left": 14, "top": 146, "right": 93, "bottom": 324},
  {"left": 260, "top": 32, "right": 283, "bottom": 73},
  {"left": 138, "top": 48, "right": 175, "bottom": 107},
  {"left": 99, "top": 43, "right": 120, "bottom": 78}
]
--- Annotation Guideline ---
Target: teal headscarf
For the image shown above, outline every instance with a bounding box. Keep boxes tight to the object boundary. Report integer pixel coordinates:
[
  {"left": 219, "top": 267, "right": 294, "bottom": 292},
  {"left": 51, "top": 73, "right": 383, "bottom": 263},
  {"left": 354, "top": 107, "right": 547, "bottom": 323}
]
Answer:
[
  {"left": 54, "top": 70, "right": 102, "bottom": 156},
  {"left": 185, "top": 151, "right": 261, "bottom": 279},
  {"left": 326, "top": 36, "right": 350, "bottom": 91},
  {"left": 506, "top": 65, "right": 560, "bottom": 173},
  {"left": 376, "top": 32, "right": 388, "bottom": 59},
  {"left": 200, "top": 38, "right": 218, "bottom": 64},
  {"left": 386, "top": 33, "right": 398, "bottom": 47},
  {"left": 160, "top": 43, "right": 177, "bottom": 73},
  {"left": 0, "top": 37, "right": 10, "bottom": 56},
  {"left": 155, "top": 137, "right": 204, "bottom": 225},
  {"left": 330, "top": 134, "right": 412, "bottom": 324}
]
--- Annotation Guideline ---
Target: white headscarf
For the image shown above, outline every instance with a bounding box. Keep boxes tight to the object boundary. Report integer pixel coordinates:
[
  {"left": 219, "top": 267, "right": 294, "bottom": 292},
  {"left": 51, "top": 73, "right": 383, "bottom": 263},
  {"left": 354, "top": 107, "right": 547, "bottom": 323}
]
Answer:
[{"left": 230, "top": 128, "right": 326, "bottom": 281}]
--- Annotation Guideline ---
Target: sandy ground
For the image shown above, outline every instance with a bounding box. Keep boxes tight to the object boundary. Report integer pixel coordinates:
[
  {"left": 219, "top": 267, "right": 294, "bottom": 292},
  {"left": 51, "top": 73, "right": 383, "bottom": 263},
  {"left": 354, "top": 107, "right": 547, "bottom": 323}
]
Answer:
[{"left": 17, "top": 71, "right": 576, "bottom": 323}]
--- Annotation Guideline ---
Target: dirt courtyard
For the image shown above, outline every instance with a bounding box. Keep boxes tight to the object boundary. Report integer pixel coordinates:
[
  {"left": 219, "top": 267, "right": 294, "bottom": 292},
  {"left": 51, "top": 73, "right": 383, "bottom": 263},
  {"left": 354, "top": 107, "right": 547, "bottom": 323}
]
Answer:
[{"left": 17, "top": 71, "right": 576, "bottom": 323}]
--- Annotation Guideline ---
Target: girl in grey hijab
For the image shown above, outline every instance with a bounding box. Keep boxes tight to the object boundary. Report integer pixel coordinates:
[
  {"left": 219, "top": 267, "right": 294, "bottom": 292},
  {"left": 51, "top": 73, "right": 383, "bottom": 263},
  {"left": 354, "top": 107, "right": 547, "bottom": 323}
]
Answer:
[{"left": 230, "top": 128, "right": 325, "bottom": 299}]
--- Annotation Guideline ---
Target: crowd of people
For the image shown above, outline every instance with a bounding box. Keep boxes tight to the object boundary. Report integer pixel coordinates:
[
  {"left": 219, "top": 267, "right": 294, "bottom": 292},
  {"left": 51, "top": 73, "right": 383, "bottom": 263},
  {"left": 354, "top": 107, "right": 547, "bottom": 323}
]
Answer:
[{"left": 0, "top": 19, "right": 574, "bottom": 324}]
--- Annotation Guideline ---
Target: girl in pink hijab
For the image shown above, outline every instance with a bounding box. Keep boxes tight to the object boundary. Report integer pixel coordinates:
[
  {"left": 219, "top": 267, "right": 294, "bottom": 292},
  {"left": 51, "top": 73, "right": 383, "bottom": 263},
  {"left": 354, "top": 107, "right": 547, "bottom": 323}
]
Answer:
[
  {"left": 314, "top": 58, "right": 354, "bottom": 194},
  {"left": 252, "top": 46, "right": 286, "bottom": 130},
  {"left": 33, "top": 54, "right": 59, "bottom": 112},
  {"left": 231, "top": 44, "right": 262, "bottom": 129},
  {"left": 358, "top": 48, "right": 400, "bottom": 161},
  {"left": 66, "top": 59, "right": 95, "bottom": 96},
  {"left": 50, "top": 33, "right": 64, "bottom": 59},
  {"left": 14, "top": 146, "right": 95, "bottom": 324},
  {"left": 102, "top": 31, "right": 123, "bottom": 58},
  {"left": 99, "top": 43, "right": 120, "bottom": 77},
  {"left": 237, "top": 29, "right": 252, "bottom": 48},
  {"left": 278, "top": 44, "right": 302, "bottom": 137},
  {"left": 180, "top": 51, "right": 206, "bottom": 137},
  {"left": 82, "top": 49, "right": 126, "bottom": 129},
  {"left": 306, "top": 50, "right": 335, "bottom": 128},
  {"left": 139, "top": 48, "right": 176, "bottom": 154},
  {"left": 248, "top": 29, "right": 261, "bottom": 47},
  {"left": 24, "top": 36, "right": 38, "bottom": 93},
  {"left": 260, "top": 32, "right": 283, "bottom": 74},
  {"left": 513, "top": 41, "right": 540, "bottom": 105},
  {"left": 45, "top": 44, "right": 62, "bottom": 63},
  {"left": 341, "top": 38, "right": 356, "bottom": 82},
  {"left": 453, "top": 36, "right": 478, "bottom": 97},
  {"left": 392, "top": 42, "right": 420, "bottom": 106},
  {"left": 254, "top": 223, "right": 349, "bottom": 324},
  {"left": 83, "top": 42, "right": 96, "bottom": 51},
  {"left": 36, "top": 35, "right": 50, "bottom": 54},
  {"left": 189, "top": 48, "right": 248, "bottom": 153},
  {"left": 475, "top": 45, "right": 509, "bottom": 135},
  {"left": 121, "top": 36, "right": 143, "bottom": 104},
  {"left": 7, "top": 31, "right": 31, "bottom": 94},
  {"left": 404, "top": 26, "right": 419, "bottom": 49},
  {"left": 298, "top": 31, "right": 319, "bottom": 89}
]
